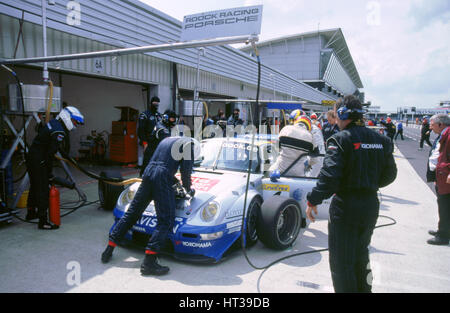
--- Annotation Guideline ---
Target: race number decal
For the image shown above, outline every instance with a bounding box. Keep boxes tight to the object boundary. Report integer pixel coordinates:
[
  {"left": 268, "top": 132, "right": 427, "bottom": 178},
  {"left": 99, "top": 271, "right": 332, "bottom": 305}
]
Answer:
[{"left": 175, "top": 174, "right": 220, "bottom": 192}]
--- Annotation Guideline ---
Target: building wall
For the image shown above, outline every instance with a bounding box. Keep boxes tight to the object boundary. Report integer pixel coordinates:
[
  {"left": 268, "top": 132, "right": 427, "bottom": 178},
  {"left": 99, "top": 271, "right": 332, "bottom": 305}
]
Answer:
[{"left": 253, "top": 36, "right": 321, "bottom": 81}]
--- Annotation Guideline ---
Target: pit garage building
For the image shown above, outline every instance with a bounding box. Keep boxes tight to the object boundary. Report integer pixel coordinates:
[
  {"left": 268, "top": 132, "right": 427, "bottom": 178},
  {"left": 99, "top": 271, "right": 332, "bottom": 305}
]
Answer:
[
  {"left": 0, "top": 0, "right": 359, "bottom": 159},
  {"left": 240, "top": 28, "right": 364, "bottom": 103}
]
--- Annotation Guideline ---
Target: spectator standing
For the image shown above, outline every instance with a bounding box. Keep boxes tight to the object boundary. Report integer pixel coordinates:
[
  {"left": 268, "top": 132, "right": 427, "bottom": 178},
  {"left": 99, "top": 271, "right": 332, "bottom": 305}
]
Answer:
[
  {"left": 426, "top": 114, "right": 450, "bottom": 245},
  {"left": 394, "top": 120, "right": 404, "bottom": 140}
]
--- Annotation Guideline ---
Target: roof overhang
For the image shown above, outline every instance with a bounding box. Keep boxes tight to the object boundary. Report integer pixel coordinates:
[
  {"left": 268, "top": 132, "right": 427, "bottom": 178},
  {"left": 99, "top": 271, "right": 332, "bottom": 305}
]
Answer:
[{"left": 241, "top": 28, "right": 363, "bottom": 89}]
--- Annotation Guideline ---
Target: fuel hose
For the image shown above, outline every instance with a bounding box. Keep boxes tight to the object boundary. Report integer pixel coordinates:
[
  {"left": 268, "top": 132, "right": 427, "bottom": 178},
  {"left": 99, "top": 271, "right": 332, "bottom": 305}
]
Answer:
[{"left": 238, "top": 44, "right": 397, "bottom": 287}]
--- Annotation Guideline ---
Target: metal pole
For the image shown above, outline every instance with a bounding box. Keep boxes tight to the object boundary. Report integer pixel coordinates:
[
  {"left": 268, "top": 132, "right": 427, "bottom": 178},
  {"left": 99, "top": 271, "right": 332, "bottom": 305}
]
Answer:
[
  {"left": 1, "top": 35, "right": 258, "bottom": 65},
  {"left": 42, "top": 0, "right": 49, "bottom": 81}
]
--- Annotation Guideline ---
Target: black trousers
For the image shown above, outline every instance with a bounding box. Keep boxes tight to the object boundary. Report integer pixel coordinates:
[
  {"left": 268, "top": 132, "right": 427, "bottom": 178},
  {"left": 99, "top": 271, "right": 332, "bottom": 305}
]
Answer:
[
  {"left": 140, "top": 146, "right": 156, "bottom": 177},
  {"left": 420, "top": 135, "right": 432, "bottom": 148},
  {"left": 437, "top": 192, "right": 450, "bottom": 239},
  {"left": 26, "top": 152, "right": 50, "bottom": 220},
  {"left": 328, "top": 192, "right": 379, "bottom": 293},
  {"left": 394, "top": 130, "right": 404, "bottom": 140}
]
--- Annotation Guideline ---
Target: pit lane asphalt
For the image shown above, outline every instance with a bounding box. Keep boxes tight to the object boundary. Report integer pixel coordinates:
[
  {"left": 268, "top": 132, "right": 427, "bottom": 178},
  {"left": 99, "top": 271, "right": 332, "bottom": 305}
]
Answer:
[{"left": 0, "top": 141, "right": 449, "bottom": 293}]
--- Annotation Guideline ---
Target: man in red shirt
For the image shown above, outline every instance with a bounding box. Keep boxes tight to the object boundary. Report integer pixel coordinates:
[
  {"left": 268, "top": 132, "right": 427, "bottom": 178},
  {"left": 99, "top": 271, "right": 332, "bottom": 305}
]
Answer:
[{"left": 427, "top": 114, "right": 450, "bottom": 245}]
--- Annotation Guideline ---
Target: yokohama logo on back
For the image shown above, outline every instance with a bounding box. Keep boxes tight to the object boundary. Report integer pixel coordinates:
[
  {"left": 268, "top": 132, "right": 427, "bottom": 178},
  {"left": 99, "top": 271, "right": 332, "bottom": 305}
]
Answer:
[{"left": 354, "top": 143, "right": 383, "bottom": 150}]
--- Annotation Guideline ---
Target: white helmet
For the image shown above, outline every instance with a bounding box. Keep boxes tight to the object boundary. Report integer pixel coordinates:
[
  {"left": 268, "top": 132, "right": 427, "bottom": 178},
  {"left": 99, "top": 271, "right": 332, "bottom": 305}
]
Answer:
[{"left": 57, "top": 106, "right": 84, "bottom": 131}]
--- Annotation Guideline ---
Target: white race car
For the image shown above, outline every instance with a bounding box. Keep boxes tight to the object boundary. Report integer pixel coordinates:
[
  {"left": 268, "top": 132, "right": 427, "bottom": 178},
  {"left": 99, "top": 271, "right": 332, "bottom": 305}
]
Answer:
[{"left": 109, "top": 135, "right": 331, "bottom": 262}]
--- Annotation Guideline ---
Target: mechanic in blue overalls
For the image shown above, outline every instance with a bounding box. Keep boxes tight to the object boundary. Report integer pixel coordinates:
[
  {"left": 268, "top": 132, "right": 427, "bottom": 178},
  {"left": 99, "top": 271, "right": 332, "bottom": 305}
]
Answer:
[
  {"left": 138, "top": 96, "right": 162, "bottom": 177},
  {"left": 101, "top": 137, "right": 196, "bottom": 276},
  {"left": 26, "top": 106, "right": 84, "bottom": 230}
]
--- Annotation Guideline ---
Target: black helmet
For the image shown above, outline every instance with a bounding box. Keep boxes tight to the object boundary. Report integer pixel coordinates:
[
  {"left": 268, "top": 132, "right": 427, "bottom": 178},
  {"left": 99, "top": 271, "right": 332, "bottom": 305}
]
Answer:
[
  {"left": 163, "top": 109, "right": 178, "bottom": 127},
  {"left": 149, "top": 96, "right": 160, "bottom": 113}
]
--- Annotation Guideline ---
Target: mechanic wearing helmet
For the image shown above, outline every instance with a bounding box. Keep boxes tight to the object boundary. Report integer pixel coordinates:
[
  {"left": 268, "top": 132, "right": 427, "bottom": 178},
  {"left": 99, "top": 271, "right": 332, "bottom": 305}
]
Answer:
[
  {"left": 140, "top": 109, "right": 177, "bottom": 176},
  {"left": 138, "top": 96, "right": 162, "bottom": 176},
  {"left": 25, "top": 106, "right": 84, "bottom": 229},
  {"left": 310, "top": 112, "right": 322, "bottom": 130},
  {"left": 269, "top": 110, "right": 315, "bottom": 178},
  {"left": 308, "top": 115, "right": 326, "bottom": 177},
  {"left": 306, "top": 95, "right": 397, "bottom": 293},
  {"left": 101, "top": 136, "right": 196, "bottom": 276}
]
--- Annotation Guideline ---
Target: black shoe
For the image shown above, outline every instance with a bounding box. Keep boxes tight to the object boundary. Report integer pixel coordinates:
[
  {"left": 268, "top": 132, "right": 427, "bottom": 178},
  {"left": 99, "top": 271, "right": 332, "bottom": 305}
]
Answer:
[
  {"left": 26, "top": 209, "right": 38, "bottom": 221},
  {"left": 38, "top": 221, "right": 59, "bottom": 230},
  {"left": 427, "top": 236, "right": 449, "bottom": 246},
  {"left": 101, "top": 245, "right": 115, "bottom": 263},
  {"left": 140, "top": 254, "right": 170, "bottom": 276},
  {"left": 428, "top": 230, "right": 438, "bottom": 237}
]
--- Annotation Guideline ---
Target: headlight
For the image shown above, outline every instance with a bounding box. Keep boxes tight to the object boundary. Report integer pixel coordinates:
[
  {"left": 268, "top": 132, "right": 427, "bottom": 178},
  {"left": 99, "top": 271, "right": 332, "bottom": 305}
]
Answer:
[
  {"left": 200, "top": 231, "right": 223, "bottom": 240},
  {"left": 201, "top": 201, "right": 219, "bottom": 222},
  {"left": 119, "top": 182, "right": 141, "bottom": 207}
]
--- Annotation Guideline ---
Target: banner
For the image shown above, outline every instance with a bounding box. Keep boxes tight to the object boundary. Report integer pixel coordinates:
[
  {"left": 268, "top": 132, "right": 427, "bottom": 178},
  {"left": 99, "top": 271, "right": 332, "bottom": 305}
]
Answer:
[{"left": 181, "top": 5, "right": 263, "bottom": 41}]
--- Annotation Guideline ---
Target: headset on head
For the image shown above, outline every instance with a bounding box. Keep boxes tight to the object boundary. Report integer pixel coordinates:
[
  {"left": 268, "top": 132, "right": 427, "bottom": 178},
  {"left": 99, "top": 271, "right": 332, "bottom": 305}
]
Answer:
[{"left": 337, "top": 105, "right": 366, "bottom": 120}]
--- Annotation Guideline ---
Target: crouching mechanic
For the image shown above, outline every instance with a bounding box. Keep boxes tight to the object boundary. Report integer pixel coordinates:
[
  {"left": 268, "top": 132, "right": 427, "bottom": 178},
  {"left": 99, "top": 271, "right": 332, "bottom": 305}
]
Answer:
[
  {"left": 269, "top": 111, "right": 315, "bottom": 177},
  {"left": 26, "top": 106, "right": 84, "bottom": 229},
  {"left": 101, "top": 136, "right": 197, "bottom": 276},
  {"left": 306, "top": 95, "right": 397, "bottom": 293}
]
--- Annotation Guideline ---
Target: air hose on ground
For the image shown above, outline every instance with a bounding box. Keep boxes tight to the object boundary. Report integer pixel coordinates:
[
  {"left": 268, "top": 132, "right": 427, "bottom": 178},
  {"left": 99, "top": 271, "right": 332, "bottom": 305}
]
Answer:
[
  {"left": 239, "top": 44, "right": 397, "bottom": 278},
  {"left": 0, "top": 65, "right": 113, "bottom": 223}
]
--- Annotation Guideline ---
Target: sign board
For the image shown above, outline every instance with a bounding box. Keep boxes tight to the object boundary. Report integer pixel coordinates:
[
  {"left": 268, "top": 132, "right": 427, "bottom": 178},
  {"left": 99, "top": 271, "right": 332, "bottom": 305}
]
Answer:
[
  {"left": 94, "top": 58, "right": 104, "bottom": 74},
  {"left": 181, "top": 5, "right": 263, "bottom": 41},
  {"left": 267, "top": 102, "right": 302, "bottom": 110},
  {"left": 321, "top": 100, "right": 336, "bottom": 106}
]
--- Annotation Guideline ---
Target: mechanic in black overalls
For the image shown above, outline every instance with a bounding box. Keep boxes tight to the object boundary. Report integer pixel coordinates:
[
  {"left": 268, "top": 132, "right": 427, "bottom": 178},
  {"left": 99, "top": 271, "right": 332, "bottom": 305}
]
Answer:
[
  {"left": 138, "top": 96, "right": 162, "bottom": 177},
  {"left": 101, "top": 137, "right": 196, "bottom": 276},
  {"left": 143, "top": 109, "right": 177, "bottom": 163},
  {"left": 306, "top": 95, "right": 397, "bottom": 293},
  {"left": 26, "top": 106, "right": 84, "bottom": 230}
]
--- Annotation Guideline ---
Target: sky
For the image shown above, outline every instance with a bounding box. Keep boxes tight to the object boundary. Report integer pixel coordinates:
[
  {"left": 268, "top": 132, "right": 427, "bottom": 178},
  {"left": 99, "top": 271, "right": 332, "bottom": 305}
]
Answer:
[{"left": 140, "top": 0, "right": 450, "bottom": 112}]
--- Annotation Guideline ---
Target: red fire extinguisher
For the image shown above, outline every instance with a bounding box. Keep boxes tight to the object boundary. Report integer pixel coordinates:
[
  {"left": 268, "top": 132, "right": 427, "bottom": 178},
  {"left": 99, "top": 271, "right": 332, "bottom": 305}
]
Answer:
[{"left": 49, "top": 185, "right": 61, "bottom": 226}]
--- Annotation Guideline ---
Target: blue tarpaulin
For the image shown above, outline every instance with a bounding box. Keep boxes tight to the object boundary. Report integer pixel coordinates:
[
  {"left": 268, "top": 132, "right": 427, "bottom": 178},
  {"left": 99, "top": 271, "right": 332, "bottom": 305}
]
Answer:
[{"left": 266, "top": 102, "right": 302, "bottom": 110}]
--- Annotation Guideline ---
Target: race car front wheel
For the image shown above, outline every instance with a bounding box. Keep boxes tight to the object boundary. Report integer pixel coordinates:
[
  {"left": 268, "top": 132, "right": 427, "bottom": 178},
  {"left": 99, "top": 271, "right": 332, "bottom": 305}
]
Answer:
[
  {"left": 257, "top": 196, "right": 302, "bottom": 250},
  {"left": 245, "top": 197, "right": 262, "bottom": 247}
]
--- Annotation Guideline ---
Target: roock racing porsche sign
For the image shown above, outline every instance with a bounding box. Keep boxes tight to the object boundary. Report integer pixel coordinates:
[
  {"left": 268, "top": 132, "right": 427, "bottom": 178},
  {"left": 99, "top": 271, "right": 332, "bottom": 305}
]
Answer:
[{"left": 181, "top": 5, "right": 263, "bottom": 41}]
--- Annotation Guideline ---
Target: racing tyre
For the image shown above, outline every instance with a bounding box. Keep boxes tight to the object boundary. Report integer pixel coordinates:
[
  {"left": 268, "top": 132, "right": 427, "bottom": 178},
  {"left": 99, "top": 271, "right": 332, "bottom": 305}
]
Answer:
[
  {"left": 256, "top": 196, "right": 302, "bottom": 250},
  {"left": 244, "top": 197, "right": 262, "bottom": 247},
  {"left": 98, "top": 170, "right": 124, "bottom": 211}
]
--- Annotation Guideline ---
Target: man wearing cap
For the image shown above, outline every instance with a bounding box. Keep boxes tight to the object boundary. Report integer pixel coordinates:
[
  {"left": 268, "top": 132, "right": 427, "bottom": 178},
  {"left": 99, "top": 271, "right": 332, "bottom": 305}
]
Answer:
[
  {"left": 138, "top": 96, "right": 162, "bottom": 176},
  {"left": 306, "top": 95, "right": 397, "bottom": 293}
]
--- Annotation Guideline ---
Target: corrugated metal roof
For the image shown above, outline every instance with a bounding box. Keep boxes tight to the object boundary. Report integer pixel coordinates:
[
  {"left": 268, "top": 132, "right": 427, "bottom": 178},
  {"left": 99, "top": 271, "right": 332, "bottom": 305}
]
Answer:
[
  {"left": 0, "top": 0, "right": 337, "bottom": 104},
  {"left": 241, "top": 28, "right": 363, "bottom": 89}
]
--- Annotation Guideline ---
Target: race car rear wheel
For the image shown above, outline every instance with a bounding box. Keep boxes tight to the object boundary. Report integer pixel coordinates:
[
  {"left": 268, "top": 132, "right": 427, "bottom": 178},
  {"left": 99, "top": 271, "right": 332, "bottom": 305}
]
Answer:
[
  {"left": 98, "top": 170, "right": 124, "bottom": 211},
  {"left": 257, "top": 196, "right": 302, "bottom": 250}
]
